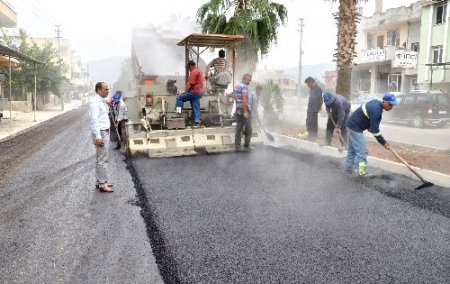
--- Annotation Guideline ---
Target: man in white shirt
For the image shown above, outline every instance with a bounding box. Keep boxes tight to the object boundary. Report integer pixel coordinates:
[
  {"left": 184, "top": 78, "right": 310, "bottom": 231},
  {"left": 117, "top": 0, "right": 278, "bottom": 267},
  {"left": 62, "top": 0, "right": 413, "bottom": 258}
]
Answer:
[{"left": 89, "top": 82, "right": 113, "bottom": 192}]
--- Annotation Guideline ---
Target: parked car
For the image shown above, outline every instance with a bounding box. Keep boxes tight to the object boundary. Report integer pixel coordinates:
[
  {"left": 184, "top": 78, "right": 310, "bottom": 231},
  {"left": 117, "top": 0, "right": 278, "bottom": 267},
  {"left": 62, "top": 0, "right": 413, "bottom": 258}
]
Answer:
[
  {"left": 350, "top": 94, "right": 382, "bottom": 111},
  {"left": 384, "top": 90, "right": 450, "bottom": 128}
]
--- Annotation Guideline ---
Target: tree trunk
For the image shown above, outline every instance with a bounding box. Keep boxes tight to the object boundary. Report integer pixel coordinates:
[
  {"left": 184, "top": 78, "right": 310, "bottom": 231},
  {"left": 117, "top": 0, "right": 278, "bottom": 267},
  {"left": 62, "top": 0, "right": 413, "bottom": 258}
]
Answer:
[
  {"left": 336, "top": 67, "right": 352, "bottom": 97},
  {"left": 334, "top": 0, "right": 360, "bottom": 100}
]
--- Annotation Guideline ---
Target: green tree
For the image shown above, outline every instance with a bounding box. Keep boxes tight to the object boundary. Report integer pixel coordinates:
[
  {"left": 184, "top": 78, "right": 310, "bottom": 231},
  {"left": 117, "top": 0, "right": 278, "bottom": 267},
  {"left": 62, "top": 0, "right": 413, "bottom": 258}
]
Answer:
[
  {"left": 327, "top": 0, "right": 368, "bottom": 99},
  {"left": 197, "top": 0, "right": 288, "bottom": 77},
  {"left": 0, "top": 29, "right": 64, "bottom": 108},
  {"left": 257, "top": 81, "right": 283, "bottom": 124}
]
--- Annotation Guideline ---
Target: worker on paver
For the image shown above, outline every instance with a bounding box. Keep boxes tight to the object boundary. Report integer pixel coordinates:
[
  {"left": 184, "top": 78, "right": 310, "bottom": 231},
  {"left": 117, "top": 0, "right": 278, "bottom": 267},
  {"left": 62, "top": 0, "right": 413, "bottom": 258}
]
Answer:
[
  {"left": 322, "top": 92, "right": 351, "bottom": 148},
  {"left": 233, "top": 74, "right": 252, "bottom": 150},
  {"left": 205, "top": 49, "right": 231, "bottom": 91},
  {"left": 345, "top": 93, "right": 398, "bottom": 176},
  {"left": 175, "top": 60, "right": 204, "bottom": 127}
]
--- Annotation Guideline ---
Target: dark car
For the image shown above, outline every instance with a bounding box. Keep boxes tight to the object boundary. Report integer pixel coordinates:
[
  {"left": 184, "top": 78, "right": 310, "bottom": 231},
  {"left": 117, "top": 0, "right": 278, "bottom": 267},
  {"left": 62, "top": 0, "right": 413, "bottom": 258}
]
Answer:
[{"left": 384, "top": 90, "right": 450, "bottom": 128}]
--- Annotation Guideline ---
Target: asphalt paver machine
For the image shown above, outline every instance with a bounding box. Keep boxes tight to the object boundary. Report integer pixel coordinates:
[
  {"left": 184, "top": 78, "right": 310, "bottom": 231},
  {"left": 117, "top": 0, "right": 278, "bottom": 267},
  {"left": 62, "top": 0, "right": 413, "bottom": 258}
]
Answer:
[{"left": 124, "top": 33, "right": 261, "bottom": 157}]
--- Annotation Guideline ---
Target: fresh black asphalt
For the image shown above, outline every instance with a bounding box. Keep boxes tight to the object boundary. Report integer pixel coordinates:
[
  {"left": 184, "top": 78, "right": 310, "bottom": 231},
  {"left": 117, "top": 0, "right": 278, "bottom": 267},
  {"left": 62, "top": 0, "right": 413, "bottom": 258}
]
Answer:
[{"left": 131, "top": 146, "right": 450, "bottom": 283}]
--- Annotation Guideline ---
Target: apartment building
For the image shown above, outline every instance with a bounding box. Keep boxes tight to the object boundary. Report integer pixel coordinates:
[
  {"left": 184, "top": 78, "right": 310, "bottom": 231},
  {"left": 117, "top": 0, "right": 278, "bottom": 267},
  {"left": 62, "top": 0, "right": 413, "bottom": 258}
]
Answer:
[
  {"left": 0, "top": 0, "right": 16, "bottom": 28},
  {"left": 417, "top": 0, "right": 450, "bottom": 92},
  {"left": 0, "top": 0, "right": 17, "bottom": 67},
  {"left": 31, "top": 37, "right": 72, "bottom": 80},
  {"left": 354, "top": 1, "right": 422, "bottom": 94},
  {"left": 254, "top": 68, "right": 297, "bottom": 96}
]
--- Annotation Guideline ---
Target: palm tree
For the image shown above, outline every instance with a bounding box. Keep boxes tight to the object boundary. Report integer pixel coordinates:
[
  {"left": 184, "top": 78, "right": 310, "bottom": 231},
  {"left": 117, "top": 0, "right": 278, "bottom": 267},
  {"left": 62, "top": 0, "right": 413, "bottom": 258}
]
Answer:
[
  {"left": 196, "top": 0, "right": 288, "bottom": 77},
  {"left": 328, "top": 0, "right": 368, "bottom": 99}
]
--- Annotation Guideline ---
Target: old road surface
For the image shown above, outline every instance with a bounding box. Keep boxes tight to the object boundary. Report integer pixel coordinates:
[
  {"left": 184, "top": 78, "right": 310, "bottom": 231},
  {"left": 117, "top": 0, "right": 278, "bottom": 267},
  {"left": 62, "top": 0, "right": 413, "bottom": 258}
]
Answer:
[
  {"left": 0, "top": 107, "right": 163, "bottom": 283},
  {"left": 1, "top": 107, "right": 450, "bottom": 283}
]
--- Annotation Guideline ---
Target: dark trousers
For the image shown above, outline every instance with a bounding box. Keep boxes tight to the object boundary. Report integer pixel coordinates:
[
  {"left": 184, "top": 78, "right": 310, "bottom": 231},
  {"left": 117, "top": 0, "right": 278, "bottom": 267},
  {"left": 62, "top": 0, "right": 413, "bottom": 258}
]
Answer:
[
  {"left": 235, "top": 109, "right": 252, "bottom": 147},
  {"left": 325, "top": 113, "right": 348, "bottom": 146},
  {"left": 109, "top": 114, "right": 117, "bottom": 142},
  {"left": 116, "top": 119, "right": 128, "bottom": 145},
  {"left": 306, "top": 111, "right": 319, "bottom": 137}
]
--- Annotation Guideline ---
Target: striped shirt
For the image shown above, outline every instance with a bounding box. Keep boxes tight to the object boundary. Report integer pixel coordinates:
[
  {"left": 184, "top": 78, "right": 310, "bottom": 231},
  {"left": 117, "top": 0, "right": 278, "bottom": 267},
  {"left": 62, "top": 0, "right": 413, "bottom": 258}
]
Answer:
[
  {"left": 211, "top": 57, "right": 228, "bottom": 73},
  {"left": 234, "top": 82, "right": 250, "bottom": 109}
]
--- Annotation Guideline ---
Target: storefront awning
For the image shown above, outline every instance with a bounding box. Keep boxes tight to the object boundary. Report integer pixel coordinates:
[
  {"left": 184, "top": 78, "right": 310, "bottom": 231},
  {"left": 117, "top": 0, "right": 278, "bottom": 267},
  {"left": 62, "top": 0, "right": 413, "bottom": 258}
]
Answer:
[
  {"left": 0, "top": 42, "right": 42, "bottom": 64},
  {"left": 0, "top": 55, "right": 19, "bottom": 67}
]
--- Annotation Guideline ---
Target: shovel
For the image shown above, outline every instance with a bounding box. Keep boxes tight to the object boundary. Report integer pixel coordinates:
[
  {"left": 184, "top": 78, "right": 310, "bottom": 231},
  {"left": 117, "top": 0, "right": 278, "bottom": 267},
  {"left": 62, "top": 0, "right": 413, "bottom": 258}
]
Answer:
[
  {"left": 115, "top": 122, "right": 121, "bottom": 143},
  {"left": 389, "top": 147, "right": 434, "bottom": 190},
  {"left": 328, "top": 113, "right": 347, "bottom": 151},
  {"left": 255, "top": 113, "right": 274, "bottom": 142}
]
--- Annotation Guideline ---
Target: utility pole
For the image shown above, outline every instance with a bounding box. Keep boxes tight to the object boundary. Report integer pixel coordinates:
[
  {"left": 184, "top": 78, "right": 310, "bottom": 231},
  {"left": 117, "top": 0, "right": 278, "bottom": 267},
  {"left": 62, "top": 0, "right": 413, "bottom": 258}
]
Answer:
[
  {"left": 55, "top": 24, "right": 64, "bottom": 111},
  {"left": 297, "top": 18, "right": 304, "bottom": 97},
  {"left": 85, "top": 64, "right": 90, "bottom": 93}
]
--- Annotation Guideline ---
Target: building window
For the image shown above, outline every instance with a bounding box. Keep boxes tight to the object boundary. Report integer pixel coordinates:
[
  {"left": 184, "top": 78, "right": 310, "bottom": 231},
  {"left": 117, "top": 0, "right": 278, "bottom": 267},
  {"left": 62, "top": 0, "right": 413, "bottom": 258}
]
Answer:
[
  {"left": 377, "top": 35, "right": 384, "bottom": 48},
  {"left": 411, "top": 42, "right": 419, "bottom": 52},
  {"left": 435, "top": 2, "right": 447, "bottom": 25},
  {"left": 387, "top": 29, "right": 400, "bottom": 46},
  {"left": 411, "top": 78, "right": 418, "bottom": 90},
  {"left": 432, "top": 46, "right": 443, "bottom": 63},
  {"left": 367, "top": 33, "right": 374, "bottom": 49},
  {"left": 388, "top": 74, "right": 401, "bottom": 92}
]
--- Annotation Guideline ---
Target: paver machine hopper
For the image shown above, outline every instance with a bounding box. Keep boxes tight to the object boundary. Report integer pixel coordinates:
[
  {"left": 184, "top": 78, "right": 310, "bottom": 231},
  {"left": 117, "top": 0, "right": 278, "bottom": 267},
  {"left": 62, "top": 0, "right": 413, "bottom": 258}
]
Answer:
[{"left": 124, "top": 33, "right": 261, "bottom": 157}]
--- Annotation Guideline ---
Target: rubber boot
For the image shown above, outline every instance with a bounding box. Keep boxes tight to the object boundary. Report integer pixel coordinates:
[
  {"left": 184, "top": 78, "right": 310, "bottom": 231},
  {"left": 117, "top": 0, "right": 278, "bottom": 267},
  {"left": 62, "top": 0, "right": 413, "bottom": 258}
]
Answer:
[{"left": 358, "top": 161, "right": 366, "bottom": 176}]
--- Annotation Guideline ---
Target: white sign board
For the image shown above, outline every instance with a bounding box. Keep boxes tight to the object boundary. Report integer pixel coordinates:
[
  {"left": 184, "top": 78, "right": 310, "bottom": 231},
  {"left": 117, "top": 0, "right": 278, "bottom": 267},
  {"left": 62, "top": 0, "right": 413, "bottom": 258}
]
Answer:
[
  {"left": 360, "top": 49, "right": 386, "bottom": 63},
  {"left": 394, "top": 50, "right": 418, "bottom": 69}
]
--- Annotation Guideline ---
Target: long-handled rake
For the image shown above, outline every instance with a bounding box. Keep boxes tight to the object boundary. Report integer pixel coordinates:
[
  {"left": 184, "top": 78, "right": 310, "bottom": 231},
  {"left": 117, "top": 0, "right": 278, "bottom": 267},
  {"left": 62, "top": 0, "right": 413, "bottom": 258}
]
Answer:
[{"left": 389, "top": 147, "right": 434, "bottom": 190}]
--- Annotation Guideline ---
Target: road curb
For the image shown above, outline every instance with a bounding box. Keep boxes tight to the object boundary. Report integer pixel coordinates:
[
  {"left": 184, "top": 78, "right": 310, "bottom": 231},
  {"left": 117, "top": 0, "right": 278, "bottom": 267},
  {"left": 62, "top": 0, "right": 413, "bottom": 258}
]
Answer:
[{"left": 273, "top": 133, "right": 450, "bottom": 189}]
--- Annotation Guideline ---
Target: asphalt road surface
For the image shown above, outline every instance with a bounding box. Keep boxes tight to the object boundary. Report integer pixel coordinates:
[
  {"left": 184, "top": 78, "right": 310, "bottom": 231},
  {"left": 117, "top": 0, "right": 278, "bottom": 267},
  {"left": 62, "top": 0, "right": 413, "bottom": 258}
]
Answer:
[
  {"left": 1, "top": 106, "right": 450, "bottom": 283},
  {"left": 0, "top": 107, "right": 163, "bottom": 283},
  {"left": 131, "top": 146, "right": 450, "bottom": 283}
]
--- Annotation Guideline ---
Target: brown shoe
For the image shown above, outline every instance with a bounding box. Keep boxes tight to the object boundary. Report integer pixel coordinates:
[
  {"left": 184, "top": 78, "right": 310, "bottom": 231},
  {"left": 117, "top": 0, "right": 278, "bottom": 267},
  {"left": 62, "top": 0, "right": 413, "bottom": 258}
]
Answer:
[
  {"left": 95, "top": 182, "right": 113, "bottom": 189},
  {"left": 99, "top": 184, "right": 114, "bottom": 193}
]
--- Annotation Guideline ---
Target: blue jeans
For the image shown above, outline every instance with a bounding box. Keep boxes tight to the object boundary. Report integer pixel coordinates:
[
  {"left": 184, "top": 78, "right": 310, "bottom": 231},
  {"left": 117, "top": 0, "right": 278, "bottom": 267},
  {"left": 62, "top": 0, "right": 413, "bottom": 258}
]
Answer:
[
  {"left": 176, "top": 91, "right": 202, "bottom": 123},
  {"left": 345, "top": 127, "right": 367, "bottom": 170}
]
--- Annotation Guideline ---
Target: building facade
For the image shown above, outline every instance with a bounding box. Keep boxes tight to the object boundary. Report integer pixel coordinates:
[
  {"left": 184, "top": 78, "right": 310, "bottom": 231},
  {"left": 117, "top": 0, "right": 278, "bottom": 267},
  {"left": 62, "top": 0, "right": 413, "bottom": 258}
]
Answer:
[
  {"left": 0, "top": 0, "right": 16, "bottom": 28},
  {"left": 417, "top": 0, "right": 450, "bottom": 92},
  {"left": 354, "top": 2, "right": 422, "bottom": 95},
  {"left": 254, "top": 68, "right": 297, "bottom": 96}
]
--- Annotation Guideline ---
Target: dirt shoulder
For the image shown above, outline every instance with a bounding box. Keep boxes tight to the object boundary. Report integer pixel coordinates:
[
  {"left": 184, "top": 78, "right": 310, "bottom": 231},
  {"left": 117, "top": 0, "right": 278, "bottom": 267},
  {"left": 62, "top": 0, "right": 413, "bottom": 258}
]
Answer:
[{"left": 268, "top": 123, "right": 450, "bottom": 176}]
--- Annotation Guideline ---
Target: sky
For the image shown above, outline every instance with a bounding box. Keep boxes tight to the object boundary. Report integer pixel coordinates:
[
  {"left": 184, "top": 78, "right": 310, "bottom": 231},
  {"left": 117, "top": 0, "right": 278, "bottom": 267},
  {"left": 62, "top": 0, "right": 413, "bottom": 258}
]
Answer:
[{"left": 8, "top": 0, "right": 418, "bottom": 69}]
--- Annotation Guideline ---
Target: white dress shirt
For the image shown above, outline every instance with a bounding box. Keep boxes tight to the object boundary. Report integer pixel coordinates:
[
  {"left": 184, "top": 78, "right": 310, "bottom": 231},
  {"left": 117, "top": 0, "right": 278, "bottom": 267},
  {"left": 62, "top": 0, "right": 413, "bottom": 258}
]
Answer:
[{"left": 89, "top": 94, "right": 111, "bottom": 139}]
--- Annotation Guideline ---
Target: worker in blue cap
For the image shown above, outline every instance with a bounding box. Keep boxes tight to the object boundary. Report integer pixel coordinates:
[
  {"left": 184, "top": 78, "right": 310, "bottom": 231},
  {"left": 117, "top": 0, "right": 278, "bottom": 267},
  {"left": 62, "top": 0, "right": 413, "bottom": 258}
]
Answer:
[
  {"left": 322, "top": 92, "right": 351, "bottom": 149},
  {"left": 111, "top": 90, "right": 128, "bottom": 149},
  {"left": 345, "top": 93, "right": 398, "bottom": 176}
]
